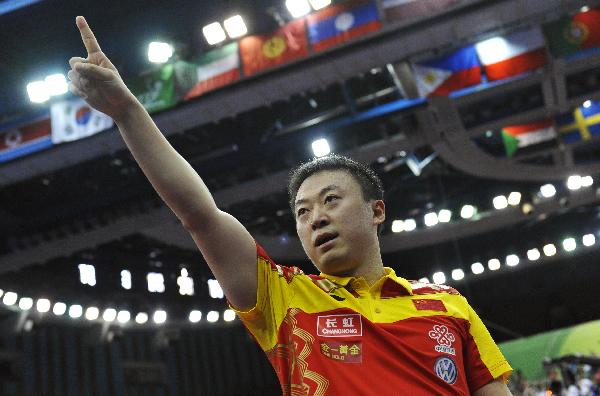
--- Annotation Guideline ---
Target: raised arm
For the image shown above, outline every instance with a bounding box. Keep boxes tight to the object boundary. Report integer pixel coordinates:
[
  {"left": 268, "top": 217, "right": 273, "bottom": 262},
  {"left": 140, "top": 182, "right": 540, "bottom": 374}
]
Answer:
[{"left": 68, "top": 16, "right": 257, "bottom": 310}]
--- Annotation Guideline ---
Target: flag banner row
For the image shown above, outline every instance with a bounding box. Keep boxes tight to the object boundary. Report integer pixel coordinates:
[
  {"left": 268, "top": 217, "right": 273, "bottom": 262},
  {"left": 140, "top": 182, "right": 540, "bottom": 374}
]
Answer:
[
  {"left": 382, "top": 0, "right": 462, "bottom": 23},
  {"left": 50, "top": 98, "right": 114, "bottom": 143},
  {"left": 0, "top": 116, "right": 53, "bottom": 163}
]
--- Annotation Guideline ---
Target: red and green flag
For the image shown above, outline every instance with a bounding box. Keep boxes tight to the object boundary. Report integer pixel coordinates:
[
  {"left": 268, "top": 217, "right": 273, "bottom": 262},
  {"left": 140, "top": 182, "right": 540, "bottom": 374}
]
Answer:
[
  {"left": 542, "top": 8, "right": 600, "bottom": 58},
  {"left": 185, "top": 42, "right": 240, "bottom": 100},
  {"left": 501, "top": 119, "right": 556, "bottom": 157},
  {"left": 129, "top": 63, "right": 177, "bottom": 113}
]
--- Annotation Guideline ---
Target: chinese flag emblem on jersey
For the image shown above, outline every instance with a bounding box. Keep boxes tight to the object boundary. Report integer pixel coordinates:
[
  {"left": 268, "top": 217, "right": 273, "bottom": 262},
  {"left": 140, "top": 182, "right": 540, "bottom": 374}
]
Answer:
[{"left": 240, "top": 19, "right": 309, "bottom": 76}]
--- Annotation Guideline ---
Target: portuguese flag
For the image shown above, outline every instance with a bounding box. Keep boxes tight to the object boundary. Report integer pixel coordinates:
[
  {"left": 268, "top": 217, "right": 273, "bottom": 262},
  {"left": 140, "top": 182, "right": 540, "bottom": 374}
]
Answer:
[
  {"left": 542, "top": 8, "right": 600, "bottom": 58},
  {"left": 501, "top": 119, "right": 556, "bottom": 157}
]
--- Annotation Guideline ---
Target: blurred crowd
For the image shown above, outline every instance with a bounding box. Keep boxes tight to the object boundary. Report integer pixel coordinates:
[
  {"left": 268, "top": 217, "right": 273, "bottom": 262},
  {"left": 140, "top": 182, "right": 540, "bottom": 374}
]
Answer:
[{"left": 508, "top": 366, "right": 600, "bottom": 395}]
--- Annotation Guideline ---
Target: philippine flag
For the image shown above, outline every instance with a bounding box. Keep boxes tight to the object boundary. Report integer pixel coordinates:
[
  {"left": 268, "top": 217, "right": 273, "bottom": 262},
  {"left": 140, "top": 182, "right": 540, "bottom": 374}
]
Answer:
[
  {"left": 307, "top": 0, "right": 381, "bottom": 53},
  {"left": 412, "top": 46, "right": 482, "bottom": 97},
  {"left": 50, "top": 98, "right": 114, "bottom": 143}
]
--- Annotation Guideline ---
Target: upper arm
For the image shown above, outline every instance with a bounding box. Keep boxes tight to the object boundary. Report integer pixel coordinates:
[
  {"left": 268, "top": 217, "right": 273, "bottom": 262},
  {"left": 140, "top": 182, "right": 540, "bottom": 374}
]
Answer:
[
  {"left": 473, "top": 379, "right": 513, "bottom": 396},
  {"left": 187, "top": 209, "right": 258, "bottom": 310}
]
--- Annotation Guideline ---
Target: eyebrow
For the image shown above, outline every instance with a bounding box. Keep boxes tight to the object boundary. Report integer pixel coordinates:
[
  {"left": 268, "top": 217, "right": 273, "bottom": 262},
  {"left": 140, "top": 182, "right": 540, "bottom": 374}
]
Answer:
[{"left": 295, "top": 184, "right": 340, "bottom": 208}]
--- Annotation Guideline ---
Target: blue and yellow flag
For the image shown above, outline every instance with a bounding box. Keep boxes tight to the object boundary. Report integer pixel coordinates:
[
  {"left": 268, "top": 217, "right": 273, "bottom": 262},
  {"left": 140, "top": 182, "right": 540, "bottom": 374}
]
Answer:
[{"left": 556, "top": 100, "right": 600, "bottom": 143}]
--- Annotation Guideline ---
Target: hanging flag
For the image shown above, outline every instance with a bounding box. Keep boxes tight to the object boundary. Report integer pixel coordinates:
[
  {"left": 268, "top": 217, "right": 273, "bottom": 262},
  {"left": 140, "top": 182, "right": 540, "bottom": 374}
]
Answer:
[
  {"left": 50, "top": 98, "right": 114, "bottom": 143},
  {"left": 412, "top": 45, "right": 481, "bottom": 97},
  {"left": 382, "top": 0, "right": 460, "bottom": 22},
  {"left": 129, "top": 63, "right": 177, "bottom": 113},
  {"left": 556, "top": 100, "right": 600, "bottom": 144},
  {"left": 501, "top": 119, "right": 557, "bottom": 157},
  {"left": 543, "top": 8, "right": 600, "bottom": 58},
  {"left": 475, "top": 27, "right": 548, "bottom": 82},
  {"left": 307, "top": 0, "right": 380, "bottom": 52},
  {"left": 185, "top": 42, "right": 240, "bottom": 100},
  {"left": 239, "top": 19, "right": 308, "bottom": 76},
  {"left": 0, "top": 116, "right": 53, "bottom": 163}
]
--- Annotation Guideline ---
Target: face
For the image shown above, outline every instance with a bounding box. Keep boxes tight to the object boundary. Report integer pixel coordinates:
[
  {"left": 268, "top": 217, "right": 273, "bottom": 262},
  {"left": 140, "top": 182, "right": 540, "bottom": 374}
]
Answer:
[{"left": 294, "top": 170, "right": 385, "bottom": 276}]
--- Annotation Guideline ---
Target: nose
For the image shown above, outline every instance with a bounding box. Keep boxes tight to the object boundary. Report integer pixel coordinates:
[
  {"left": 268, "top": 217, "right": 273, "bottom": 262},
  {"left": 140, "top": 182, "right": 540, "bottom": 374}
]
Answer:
[{"left": 310, "top": 208, "right": 329, "bottom": 230}]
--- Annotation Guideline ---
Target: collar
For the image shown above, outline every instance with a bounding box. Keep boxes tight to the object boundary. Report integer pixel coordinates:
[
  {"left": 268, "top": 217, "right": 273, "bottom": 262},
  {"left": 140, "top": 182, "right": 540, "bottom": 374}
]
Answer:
[{"left": 319, "top": 267, "right": 413, "bottom": 295}]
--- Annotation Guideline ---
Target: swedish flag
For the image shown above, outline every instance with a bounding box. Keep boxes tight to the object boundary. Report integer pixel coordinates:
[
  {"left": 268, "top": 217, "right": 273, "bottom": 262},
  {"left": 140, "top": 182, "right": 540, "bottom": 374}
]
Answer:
[{"left": 556, "top": 100, "right": 600, "bottom": 143}]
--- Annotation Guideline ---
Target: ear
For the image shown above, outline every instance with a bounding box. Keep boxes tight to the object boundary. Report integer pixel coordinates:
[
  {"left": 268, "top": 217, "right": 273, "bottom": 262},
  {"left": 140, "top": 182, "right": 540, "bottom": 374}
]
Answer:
[{"left": 372, "top": 200, "right": 385, "bottom": 226}]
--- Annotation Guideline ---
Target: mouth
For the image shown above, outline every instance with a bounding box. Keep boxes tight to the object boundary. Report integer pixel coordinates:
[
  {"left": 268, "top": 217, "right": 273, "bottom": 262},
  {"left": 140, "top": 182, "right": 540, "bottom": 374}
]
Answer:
[{"left": 314, "top": 232, "right": 339, "bottom": 248}]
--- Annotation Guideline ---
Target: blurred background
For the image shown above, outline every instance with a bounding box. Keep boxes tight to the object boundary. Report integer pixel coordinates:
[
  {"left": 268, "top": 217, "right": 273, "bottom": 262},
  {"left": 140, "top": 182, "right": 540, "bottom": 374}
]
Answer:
[{"left": 1, "top": 0, "right": 600, "bottom": 394}]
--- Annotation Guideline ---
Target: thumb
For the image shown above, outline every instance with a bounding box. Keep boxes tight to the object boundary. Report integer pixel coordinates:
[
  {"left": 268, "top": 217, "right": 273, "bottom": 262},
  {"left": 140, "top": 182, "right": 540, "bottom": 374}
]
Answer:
[{"left": 74, "top": 62, "right": 115, "bottom": 80}]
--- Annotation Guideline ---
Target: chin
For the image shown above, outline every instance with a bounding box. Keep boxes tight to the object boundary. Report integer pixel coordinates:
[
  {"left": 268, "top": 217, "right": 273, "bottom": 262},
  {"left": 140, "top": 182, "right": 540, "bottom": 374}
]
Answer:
[{"left": 315, "top": 252, "right": 354, "bottom": 276}]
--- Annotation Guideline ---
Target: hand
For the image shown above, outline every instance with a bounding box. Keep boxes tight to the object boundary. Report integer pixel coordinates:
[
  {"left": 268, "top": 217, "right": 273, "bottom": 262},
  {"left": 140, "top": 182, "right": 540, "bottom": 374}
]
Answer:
[{"left": 68, "top": 16, "right": 138, "bottom": 121}]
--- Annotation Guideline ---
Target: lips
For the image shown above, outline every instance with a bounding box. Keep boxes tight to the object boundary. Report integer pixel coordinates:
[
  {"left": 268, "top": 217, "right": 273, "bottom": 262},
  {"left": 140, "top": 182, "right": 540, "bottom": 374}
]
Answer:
[{"left": 314, "top": 232, "right": 339, "bottom": 247}]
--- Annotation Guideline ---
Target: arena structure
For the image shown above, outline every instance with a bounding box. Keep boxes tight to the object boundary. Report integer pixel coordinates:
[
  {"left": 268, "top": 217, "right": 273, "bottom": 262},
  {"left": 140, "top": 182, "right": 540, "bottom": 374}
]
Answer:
[{"left": 1, "top": 0, "right": 600, "bottom": 394}]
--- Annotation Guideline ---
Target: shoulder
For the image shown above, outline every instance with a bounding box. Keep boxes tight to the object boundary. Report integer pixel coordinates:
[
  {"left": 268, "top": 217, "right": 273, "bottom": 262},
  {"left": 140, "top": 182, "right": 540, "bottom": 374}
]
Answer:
[
  {"left": 408, "top": 280, "right": 461, "bottom": 296},
  {"left": 257, "top": 243, "right": 304, "bottom": 283}
]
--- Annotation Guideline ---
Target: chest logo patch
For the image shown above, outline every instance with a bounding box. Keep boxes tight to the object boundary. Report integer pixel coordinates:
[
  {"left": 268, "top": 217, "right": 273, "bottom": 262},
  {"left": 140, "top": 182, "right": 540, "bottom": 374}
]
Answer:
[
  {"left": 429, "top": 324, "right": 456, "bottom": 355},
  {"left": 319, "top": 341, "right": 362, "bottom": 363},
  {"left": 317, "top": 314, "right": 362, "bottom": 337},
  {"left": 434, "top": 357, "right": 458, "bottom": 385}
]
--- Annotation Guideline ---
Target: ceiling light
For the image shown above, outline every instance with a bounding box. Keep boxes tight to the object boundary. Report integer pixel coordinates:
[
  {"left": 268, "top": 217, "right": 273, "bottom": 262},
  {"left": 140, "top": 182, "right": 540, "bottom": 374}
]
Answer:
[
  {"left": 583, "top": 99, "right": 592, "bottom": 108},
  {"left": 202, "top": 22, "right": 227, "bottom": 45},
  {"left": 189, "top": 310, "right": 202, "bottom": 323},
  {"left": 135, "top": 312, "right": 149, "bottom": 325},
  {"left": 153, "top": 310, "right": 167, "bottom": 324},
  {"left": 460, "top": 205, "right": 477, "bottom": 219},
  {"left": 451, "top": 269, "right": 465, "bottom": 281},
  {"left": 404, "top": 218, "right": 417, "bottom": 231},
  {"left": 311, "top": 138, "right": 331, "bottom": 157},
  {"left": 18, "top": 297, "right": 33, "bottom": 310},
  {"left": 471, "top": 262, "right": 484, "bottom": 275},
  {"left": 418, "top": 277, "right": 430, "bottom": 283},
  {"left": 507, "top": 192, "right": 521, "bottom": 206},
  {"left": 580, "top": 6, "right": 590, "bottom": 12},
  {"left": 78, "top": 263, "right": 96, "bottom": 287},
  {"left": 117, "top": 310, "right": 131, "bottom": 324},
  {"left": 562, "top": 237, "right": 576, "bottom": 252},
  {"left": 85, "top": 307, "right": 99, "bottom": 321},
  {"left": 438, "top": 209, "right": 452, "bottom": 223},
  {"left": 424, "top": 212, "right": 438, "bottom": 227},
  {"left": 36, "top": 299, "right": 51, "bottom": 313},
  {"left": 487, "top": 258, "right": 501, "bottom": 271},
  {"left": 391, "top": 220, "right": 404, "bottom": 233},
  {"left": 527, "top": 248, "right": 541, "bottom": 261},
  {"left": 208, "top": 279, "right": 224, "bottom": 299},
  {"left": 505, "top": 254, "right": 519, "bottom": 267},
  {"left": 103, "top": 308, "right": 117, "bottom": 322},
  {"left": 223, "top": 309, "right": 236, "bottom": 322},
  {"left": 567, "top": 175, "right": 582, "bottom": 190},
  {"left": 543, "top": 243, "right": 557, "bottom": 257},
  {"left": 493, "top": 195, "right": 508, "bottom": 210},
  {"left": 223, "top": 15, "right": 247, "bottom": 39},
  {"left": 53, "top": 302, "right": 67, "bottom": 316},
  {"left": 286, "top": 0, "right": 311, "bottom": 17},
  {"left": 45, "top": 73, "right": 68, "bottom": 96},
  {"left": 3, "top": 292, "right": 17, "bottom": 306},
  {"left": 540, "top": 184, "right": 556, "bottom": 198},
  {"left": 581, "top": 176, "right": 593, "bottom": 187},
  {"left": 207, "top": 310, "right": 219, "bottom": 323},
  {"left": 68, "top": 305, "right": 83, "bottom": 319},
  {"left": 582, "top": 234, "right": 596, "bottom": 247},
  {"left": 432, "top": 272, "right": 446, "bottom": 285},
  {"left": 309, "top": 0, "right": 331, "bottom": 10},
  {"left": 27, "top": 80, "right": 50, "bottom": 103}
]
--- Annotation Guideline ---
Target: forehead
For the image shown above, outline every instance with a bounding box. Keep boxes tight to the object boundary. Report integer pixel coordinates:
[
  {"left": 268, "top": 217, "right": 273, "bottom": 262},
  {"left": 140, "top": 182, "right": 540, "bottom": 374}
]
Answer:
[{"left": 296, "top": 170, "right": 361, "bottom": 199}]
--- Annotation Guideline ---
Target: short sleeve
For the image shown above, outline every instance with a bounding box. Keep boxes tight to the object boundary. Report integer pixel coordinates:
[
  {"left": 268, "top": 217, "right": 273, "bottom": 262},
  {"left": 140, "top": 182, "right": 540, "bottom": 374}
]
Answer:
[
  {"left": 231, "top": 243, "right": 299, "bottom": 351},
  {"left": 462, "top": 299, "right": 513, "bottom": 392}
]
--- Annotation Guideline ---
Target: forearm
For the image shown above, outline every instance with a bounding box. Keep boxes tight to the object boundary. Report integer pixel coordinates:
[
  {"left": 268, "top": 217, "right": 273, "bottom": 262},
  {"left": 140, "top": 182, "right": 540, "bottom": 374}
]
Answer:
[{"left": 114, "top": 100, "right": 218, "bottom": 229}]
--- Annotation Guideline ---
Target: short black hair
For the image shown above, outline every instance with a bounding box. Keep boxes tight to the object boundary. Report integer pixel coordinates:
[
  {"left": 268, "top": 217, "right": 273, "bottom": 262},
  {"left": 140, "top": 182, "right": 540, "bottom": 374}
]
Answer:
[{"left": 287, "top": 154, "right": 384, "bottom": 212}]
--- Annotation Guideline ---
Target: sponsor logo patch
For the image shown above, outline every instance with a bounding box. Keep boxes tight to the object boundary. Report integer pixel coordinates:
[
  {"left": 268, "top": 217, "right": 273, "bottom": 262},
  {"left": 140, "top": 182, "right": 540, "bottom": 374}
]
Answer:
[
  {"left": 429, "top": 324, "right": 456, "bottom": 355},
  {"left": 434, "top": 356, "right": 458, "bottom": 385},
  {"left": 412, "top": 299, "right": 447, "bottom": 312},
  {"left": 317, "top": 314, "right": 362, "bottom": 337},
  {"left": 319, "top": 341, "right": 362, "bottom": 363}
]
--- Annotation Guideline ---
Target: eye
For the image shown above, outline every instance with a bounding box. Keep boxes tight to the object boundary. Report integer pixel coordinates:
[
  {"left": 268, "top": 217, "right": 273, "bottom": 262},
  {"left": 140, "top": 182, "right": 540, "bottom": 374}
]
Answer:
[
  {"left": 297, "top": 208, "right": 307, "bottom": 217},
  {"left": 324, "top": 195, "right": 339, "bottom": 204}
]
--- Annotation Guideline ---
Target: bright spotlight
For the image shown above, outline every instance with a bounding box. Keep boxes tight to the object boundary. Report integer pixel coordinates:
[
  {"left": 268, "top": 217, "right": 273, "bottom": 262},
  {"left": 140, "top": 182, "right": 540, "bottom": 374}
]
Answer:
[
  {"left": 418, "top": 277, "right": 430, "bottom": 283},
  {"left": 117, "top": 310, "right": 131, "bottom": 324},
  {"left": 505, "top": 254, "right": 519, "bottom": 267},
  {"left": 527, "top": 248, "right": 541, "bottom": 261},
  {"left": 424, "top": 212, "right": 438, "bottom": 227},
  {"left": 53, "top": 302, "right": 67, "bottom": 316},
  {"left": 18, "top": 297, "right": 33, "bottom": 310},
  {"left": 223, "top": 309, "right": 236, "bottom": 322},
  {"left": 507, "top": 192, "right": 521, "bottom": 206},
  {"left": 493, "top": 195, "right": 508, "bottom": 210},
  {"left": 103, "top": 308, "right": 117, "bottom": 322},
  {"left": 27, "top": 80, "right": 50, "bottom": 103},
  {"left": 286, "top": 0, "right": 311, "bottom": 17},
  {"left": 36, "top": 299, "right": 51, "bottom": 313},
  {"left": 404, "top": 218, "right": 417, "bottom": 231},
  {"left": 391, "top": 220, "right": 404, "bottom": 233},
  {"left": 432, "top": 272, "right": 446, "bottom": 285},
  {"left": 582, "top": 234, "right": 596, "bottom": 247},
  {"left": 543, "top": 243, "right": 557, "bottom": 257},
  {"left": 223, "top": 15, "right": 247, "bottom": 39},
  {"left": 308, "top": 0, "right": 331, "bottom": 10},
  {"left": 471, "top": 262, "right": 484, "bottom": 275},
  {"left": 438, "top": 209, "right": 452, "bottom": 223},
  {"left": 45, "top": 73, "right": 69, "bottom": 96},
  {"left": 85, "top": 307, "right": 99, "bottom": 320},
  {"left": 562, "top": 237, "right": 576, "bottom": 252},
  {"left": 207, "top": 311, "right": 219, "bottom": 323},
  {"left": 153, "top": 310, "right": 167, "bottom": 324},
  {"left": 567, "top": 175, "right": 582, "bottom": 190},
  {"left": 189, "top": 310, "right": 202, "bottom": 323},
  {"left": 460, "top": 205, "right": 477, "bottom": 219},
  {"left": 3, "top": 292, "right": 18, "bottom": 306},
  {"left": 208, "top": 279, "right": 224, "bottom": 299},
  {"left": 78, "top": 264, "right": 96, "bottom": 287},
  {"left": 540, "top": 184, "right": 556, "bottom": 198},
  {"left": 451, "top": 269, "right": 465, "bottom": 281},
  {"left": 487, "top": 258, "right": 501, "bottom": 271},
  {"left": 68, "top": 305, "right": 83, "bottom": 319},
  {"left": 311, "top": 138, "right": 331, "bottom": 157},
  {"left": 581, "top": 176, "right": 594, "bottom": 187},
  {"left": 135, "top": 312, "right": 149, "bottom": 325},
  {"left": 583, "top": 100, "right": 592, "bottom": 108},
  {"left": 202, "top": 22, "right": 227, "bottom": 45}
]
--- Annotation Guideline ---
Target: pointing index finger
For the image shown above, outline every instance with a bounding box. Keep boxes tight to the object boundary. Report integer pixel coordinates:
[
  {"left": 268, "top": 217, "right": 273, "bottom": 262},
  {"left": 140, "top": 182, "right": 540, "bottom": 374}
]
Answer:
[{"left": 76, "top": 16, "right": 102, "bottom": 55}]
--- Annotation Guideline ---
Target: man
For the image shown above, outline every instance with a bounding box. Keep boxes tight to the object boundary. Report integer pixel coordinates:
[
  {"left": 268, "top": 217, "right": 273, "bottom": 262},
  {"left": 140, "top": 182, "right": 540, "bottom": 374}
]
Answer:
[{"left": 69, "top": 16, "right": 512, "bottom": 395}]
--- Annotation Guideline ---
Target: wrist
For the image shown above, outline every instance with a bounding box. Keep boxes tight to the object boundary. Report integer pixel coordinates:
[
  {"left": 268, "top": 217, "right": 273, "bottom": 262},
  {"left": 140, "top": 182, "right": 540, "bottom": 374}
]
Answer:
[{"left": 112, "top": 95, "right": 145, "bottom": 126}]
